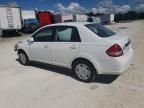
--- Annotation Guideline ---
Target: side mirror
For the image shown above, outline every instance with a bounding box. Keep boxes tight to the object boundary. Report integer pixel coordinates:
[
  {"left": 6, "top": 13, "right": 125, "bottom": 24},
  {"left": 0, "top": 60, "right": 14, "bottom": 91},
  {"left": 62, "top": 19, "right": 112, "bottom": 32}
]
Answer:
[{"left": 27, "top": 37, "right": 34, "bottom": 44}]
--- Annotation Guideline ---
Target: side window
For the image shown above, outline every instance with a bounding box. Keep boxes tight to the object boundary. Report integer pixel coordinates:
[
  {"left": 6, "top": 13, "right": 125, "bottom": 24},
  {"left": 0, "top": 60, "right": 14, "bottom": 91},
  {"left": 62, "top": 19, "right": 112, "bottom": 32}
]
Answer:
[
  {"left": 33, "top": 27, "right": 54, "bottom": 42},
  {"left": 55, "top": 26, "right": 81, "bottom": 42}
]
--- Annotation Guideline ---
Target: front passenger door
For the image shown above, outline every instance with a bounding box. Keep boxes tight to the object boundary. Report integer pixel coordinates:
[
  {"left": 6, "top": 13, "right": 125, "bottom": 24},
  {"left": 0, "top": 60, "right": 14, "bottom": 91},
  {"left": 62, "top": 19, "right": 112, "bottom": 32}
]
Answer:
[{"left": 29, "top": 27, "right": 54, "bottom": 63}]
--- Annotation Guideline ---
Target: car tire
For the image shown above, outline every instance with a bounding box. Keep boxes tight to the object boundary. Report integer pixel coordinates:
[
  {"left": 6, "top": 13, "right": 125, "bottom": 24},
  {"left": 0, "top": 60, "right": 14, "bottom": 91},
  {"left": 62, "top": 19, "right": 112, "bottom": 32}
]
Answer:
[
  {"left": 18, "top": 51, "right": 29, "bottom": 65},
  {"left": 73, "top": 60, "right": 97, "bottom": 82}
]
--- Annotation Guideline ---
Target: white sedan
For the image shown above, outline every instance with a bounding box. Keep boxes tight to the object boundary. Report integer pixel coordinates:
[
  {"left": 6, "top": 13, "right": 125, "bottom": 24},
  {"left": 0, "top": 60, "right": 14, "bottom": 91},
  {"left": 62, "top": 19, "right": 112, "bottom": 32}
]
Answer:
[{"left": 15, "top": 22, "right": 133, "bottom": 82}]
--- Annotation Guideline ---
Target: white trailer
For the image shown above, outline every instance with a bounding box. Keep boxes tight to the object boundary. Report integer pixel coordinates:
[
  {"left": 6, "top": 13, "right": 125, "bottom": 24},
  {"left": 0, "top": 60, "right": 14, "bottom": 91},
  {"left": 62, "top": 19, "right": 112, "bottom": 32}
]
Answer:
[
  {"left": 73, "top": 14, "right": 87, "bottom": 22},
  {"left": 54, "top": 14, "right": 73, "bottom": 23},
  {"left": 0, "top": 5, "right": 22, "bottom": 36}
]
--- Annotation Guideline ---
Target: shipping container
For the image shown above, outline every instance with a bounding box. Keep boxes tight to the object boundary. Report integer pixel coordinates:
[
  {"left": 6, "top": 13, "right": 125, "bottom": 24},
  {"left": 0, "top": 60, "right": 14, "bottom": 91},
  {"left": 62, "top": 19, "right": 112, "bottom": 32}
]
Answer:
[
  {"left": 87, "top": 16, "right": 101, "bottom": 23},
  {"left": 21, "top": 10, "right": 38, "bottom": 33},
  {"left": 37, "top": 11, "right": 53, "bottom": 28},
  {"left": 0, "top": 5, "right": 22, "bottom": 36},
  {"left": 99, "top": 14, "right": 115, "bottom": 24},
  {"left": 54, "top": 14, "right": 73, "bottom": 23},
  {"left": 73, "top": 14, "right": 87, "bottom": 22}
]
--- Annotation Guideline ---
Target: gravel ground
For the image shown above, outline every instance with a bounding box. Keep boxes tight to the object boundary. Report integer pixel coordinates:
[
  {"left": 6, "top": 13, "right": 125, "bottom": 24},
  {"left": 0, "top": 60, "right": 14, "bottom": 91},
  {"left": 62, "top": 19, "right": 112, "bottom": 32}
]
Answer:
[{"left": 0, "top": 20, "right": 144, "bottom": 108}]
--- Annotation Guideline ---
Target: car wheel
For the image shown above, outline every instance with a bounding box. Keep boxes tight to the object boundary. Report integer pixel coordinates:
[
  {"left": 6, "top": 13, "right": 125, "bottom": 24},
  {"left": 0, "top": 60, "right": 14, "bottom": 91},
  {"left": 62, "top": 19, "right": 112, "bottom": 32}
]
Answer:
[
  {"left": 73, "top": 60, "right": 96, "bottom": 82},
  {"left": 18, "top": 51, "right": 29, "bottom": 65}
]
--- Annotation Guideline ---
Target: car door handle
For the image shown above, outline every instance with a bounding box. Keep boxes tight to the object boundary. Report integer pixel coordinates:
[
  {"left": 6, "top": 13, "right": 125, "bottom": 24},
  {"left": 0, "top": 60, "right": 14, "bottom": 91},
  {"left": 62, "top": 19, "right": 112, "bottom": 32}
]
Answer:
[
  {"left": 70, "top": 46, "right": 76, "bottom": 49},
  {"left": 44, "top": 45, "right": 49, "bottom": 48}
]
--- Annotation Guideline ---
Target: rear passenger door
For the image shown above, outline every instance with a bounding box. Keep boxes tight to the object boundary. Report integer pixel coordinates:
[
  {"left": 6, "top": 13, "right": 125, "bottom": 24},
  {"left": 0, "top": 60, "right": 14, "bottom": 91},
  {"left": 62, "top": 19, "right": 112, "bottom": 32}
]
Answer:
[{"left": 51, "top": 26, "right": 81, "bottom": 68}]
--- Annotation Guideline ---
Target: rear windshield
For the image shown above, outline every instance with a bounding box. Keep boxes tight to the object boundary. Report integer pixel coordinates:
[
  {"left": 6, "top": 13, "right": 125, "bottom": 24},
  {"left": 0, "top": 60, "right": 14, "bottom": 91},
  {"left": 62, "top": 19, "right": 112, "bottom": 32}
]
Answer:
[{"left": 85, "top": 24, "right": 116, "bottom": 38}]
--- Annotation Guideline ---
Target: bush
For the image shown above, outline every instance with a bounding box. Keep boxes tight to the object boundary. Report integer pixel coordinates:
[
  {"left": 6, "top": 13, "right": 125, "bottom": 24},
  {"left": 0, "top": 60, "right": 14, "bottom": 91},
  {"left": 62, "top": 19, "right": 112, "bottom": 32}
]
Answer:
[{"left": 114, "top": 11, "right": 144, "bottom": 22}]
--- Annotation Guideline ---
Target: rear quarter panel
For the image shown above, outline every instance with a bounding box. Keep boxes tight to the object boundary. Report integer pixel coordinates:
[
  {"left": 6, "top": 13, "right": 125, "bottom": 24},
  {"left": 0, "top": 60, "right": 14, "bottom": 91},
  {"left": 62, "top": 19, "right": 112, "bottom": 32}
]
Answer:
[
  {"left": 74, "top": 25, "right": 113, "bottom": 74},
  {"left": 77, "top": 42, "right": 111, "bottom": 74}
]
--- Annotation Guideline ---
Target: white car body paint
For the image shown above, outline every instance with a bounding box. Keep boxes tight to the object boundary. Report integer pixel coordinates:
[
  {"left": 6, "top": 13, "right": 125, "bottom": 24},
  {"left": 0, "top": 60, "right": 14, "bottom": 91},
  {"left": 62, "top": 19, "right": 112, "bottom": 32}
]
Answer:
[{"left": 16, "top": 22, "right": 133, "bottom": 75}]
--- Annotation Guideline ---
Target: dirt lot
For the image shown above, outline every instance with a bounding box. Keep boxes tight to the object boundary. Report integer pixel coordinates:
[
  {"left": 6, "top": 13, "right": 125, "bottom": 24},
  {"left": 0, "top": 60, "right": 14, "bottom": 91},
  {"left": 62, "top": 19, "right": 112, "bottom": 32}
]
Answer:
[{"left": 0, "top": 20, "right": 144, "bottom": 108}]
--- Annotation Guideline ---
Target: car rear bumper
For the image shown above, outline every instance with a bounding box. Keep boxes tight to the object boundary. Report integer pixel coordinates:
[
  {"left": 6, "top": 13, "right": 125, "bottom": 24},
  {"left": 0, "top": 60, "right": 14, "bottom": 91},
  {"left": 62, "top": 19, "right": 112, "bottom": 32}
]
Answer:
[{"left": 100, "top": 48, "right": 134, "bottom": 75}]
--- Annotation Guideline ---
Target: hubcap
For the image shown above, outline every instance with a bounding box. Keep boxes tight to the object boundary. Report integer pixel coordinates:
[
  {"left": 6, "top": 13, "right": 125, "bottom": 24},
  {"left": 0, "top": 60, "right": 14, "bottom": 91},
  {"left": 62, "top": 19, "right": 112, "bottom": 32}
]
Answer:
[
  {"left": 19, "top": 53, "right": 26, "bottom": 64},
  {"left": 75, "top": 64, "right": 91, "bottom": 80}
]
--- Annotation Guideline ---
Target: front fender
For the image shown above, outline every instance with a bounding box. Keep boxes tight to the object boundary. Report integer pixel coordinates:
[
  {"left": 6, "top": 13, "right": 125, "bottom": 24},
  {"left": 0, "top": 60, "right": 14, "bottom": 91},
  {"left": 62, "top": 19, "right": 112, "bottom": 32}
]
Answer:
[{"left": 17, "top": 41, "right": 31, "bottom": 60}]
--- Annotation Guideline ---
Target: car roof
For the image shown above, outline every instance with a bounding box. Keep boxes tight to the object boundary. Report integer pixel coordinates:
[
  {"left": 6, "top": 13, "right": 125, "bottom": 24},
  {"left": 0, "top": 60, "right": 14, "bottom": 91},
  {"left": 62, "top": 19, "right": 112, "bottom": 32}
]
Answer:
[{"left": 43, "top": 22, "right": 93, "bottom": 28}]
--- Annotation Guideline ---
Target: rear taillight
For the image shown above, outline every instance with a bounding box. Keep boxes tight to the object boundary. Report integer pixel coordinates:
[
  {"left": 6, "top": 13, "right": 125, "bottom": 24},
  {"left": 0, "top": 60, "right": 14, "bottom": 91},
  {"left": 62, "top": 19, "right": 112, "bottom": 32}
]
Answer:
[{"left": 106, "top": 44, "right": 123, "bottom": 57}]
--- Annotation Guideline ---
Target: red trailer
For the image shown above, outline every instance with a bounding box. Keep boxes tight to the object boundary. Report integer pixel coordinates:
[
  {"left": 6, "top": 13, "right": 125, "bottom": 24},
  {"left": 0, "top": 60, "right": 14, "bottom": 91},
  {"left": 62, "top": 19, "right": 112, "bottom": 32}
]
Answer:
[{"left": 37, "top": 11, "right": 53, "bottom": 28}]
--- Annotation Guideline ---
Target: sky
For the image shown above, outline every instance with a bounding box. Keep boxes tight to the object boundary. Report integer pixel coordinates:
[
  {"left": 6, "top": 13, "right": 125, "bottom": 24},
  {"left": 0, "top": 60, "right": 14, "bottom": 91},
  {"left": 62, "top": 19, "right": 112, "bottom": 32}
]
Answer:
[{"left": 0, "top": 0, "right": 144, "bottom": 13}]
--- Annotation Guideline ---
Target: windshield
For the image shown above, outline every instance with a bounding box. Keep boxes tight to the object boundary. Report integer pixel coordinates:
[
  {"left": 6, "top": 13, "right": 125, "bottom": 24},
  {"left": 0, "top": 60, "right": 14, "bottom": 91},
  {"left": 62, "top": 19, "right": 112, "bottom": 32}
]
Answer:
[
  {"left": 85, "top": 24, "right": 116, "bottom": 38},
  {"left": 24, "top": 19, "right": 38, "bottom": 25}
]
